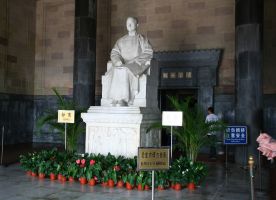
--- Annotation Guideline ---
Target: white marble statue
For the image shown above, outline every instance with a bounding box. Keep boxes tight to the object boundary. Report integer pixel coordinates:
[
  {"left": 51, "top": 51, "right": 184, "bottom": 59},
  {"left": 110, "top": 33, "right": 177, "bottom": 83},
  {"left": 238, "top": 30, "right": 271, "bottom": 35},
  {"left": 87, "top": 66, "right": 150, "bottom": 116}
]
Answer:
[
  {"left": 103, "top": 17, "right": 153, "bottom": 106},
  {"left": 82, "top": 18, "right": 160, "bottom": 156}
]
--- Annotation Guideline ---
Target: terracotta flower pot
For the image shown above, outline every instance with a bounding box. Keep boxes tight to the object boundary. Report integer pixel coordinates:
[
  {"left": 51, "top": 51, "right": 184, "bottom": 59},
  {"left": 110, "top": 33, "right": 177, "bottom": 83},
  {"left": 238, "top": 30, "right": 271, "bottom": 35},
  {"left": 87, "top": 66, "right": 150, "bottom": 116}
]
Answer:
[
  {"left": 187, "top": 182, "right": 195, "bottom": 190},
  {"left": 60, "top": 176, "right": 67, "bottom": 182},
  {"left": 170, "top": 183, "right": 175, "bottom": 189},
  {"left": 117, "top": 180, "right": 124, "bottom": 188},
  {"left": 38, "top": 173, "right": 45, "bottom": 179},
  {"left": 144, "top": 185, "right": 150, "bottom": 191},
  {"left": 49, "top": 173, "right": 56, "bottom": 180},
  {"left": 89, "top": 179, "right": 96, "bottom": 186},
  {"left": 137, "top": 184, "right": 144, "bottom": 191},
  {"left": 101, "top": 182, "right": 108, "bottom": 187},
  {"left": 79, "top": 177, "right": 87, "bottom": 185},
  {"left": 68, "top": 177, "right": 75, "bottom": 182},
  {"left": 57, "top": 174, "right": 63, "bottom": 181},
  {"left": 157, "top": 185, "right": 165, "bottom": 190},
  {"left": 126, "top": 182, "right": 133, "bottom": 190},
  {"left": 26, "top": 171, "right": 32, "bottom": 176},
  {"left": 108, "top": 179, "right": 115, "bottom": 187},
  {"left": 31, "top": 172, "right": 37, "bottom": 177},
  {"left": 174, "top": 183, "right": 182, "bottom": 191}
]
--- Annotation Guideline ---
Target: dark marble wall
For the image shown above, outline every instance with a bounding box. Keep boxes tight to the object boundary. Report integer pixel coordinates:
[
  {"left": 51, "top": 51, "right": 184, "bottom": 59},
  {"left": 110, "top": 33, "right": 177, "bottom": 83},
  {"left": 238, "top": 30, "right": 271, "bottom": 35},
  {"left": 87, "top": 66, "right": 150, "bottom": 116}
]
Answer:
[
  {"left": 73, "top": 0, "right": 97, "bottom": 108},
  {"left": 263, "top": 94, "right": 276, "bottom": 139},
  {"left": 0, "top": 93, "right": 34, "bottom": 145},
  {"left": 214, "top": 94, "right": 235, "bottom": 124},
  {"left": 32, "top": 95, "right": 72, "bottom": 144},
  {"left": 235, "top": 0, "right": 263, "bottom": 163}
]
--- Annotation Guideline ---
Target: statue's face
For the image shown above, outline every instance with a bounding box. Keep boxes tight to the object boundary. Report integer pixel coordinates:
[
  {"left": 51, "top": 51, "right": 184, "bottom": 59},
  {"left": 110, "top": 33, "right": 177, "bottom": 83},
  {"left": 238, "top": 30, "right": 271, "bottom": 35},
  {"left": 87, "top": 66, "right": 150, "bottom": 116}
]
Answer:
[{"left": 126, "top": 18, "right": 137, "bottom": 32}]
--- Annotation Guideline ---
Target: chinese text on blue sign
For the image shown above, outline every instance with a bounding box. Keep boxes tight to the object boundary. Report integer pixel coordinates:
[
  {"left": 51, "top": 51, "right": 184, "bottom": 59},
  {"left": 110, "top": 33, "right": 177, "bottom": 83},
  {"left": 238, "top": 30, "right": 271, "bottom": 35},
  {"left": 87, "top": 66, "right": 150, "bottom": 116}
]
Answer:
[{"left": 224, "top": 126, "right": 247, "bottom": 145}]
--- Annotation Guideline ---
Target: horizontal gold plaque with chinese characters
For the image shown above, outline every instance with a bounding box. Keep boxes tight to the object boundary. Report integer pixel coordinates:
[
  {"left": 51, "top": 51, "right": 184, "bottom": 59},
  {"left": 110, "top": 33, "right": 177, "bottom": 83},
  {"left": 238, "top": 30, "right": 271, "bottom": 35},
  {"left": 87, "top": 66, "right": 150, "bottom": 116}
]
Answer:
[
  {"left": 58, "top": 110, "right": 75, "bottom": 123},
  {"left": 137, "top": 147, "right": 170, "bottom": 171}
]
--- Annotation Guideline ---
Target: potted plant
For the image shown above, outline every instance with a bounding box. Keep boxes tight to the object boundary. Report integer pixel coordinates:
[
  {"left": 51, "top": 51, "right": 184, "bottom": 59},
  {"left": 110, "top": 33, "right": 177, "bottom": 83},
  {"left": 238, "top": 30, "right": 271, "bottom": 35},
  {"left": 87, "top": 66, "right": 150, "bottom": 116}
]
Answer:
[
  {"left": 169, "top": 170, "right": 183, "bottom": 191},
  {"left": 101, "top": 170, "right": 109, "bottom": 186},
  {"left": 136, "top": 171, "right": 146, "bottom": 191},
  {"left": 148, "top": 96, "right": 225, "bottom": 163},
  {"left": 185, "top": 160, "right": 208, "bottom": 190},
  {"left": 169, "top": 96, "right": 226, "bottom": 163},
  {"left": 107, "top": 169, "right": 116, "bottom": 187},
  {"left": 75, "top": 158, "right": 87, "bottom": 184},
  {"left": 36, "top": 88, "right": 87, "bottom": 152},
  {"left": 155, "top": 171, "right": 169, "bottom": 190},
  {"left": 86, "top": 159, "right": 101, "bottom": 186},
  {"left": 122, "top": 172, "right": 137, "bottom": 190},
  {"left": 38, "top": 161, "right": 50, "bottom": 179},
  {"left": 30, "top": 152, "right": 39, "bottom": 176},
  {"left": 67, "top": 162, "right": 78, "bottom": 182},
  {"left": 19, "top": 153, "right": 33, "bottom": 175},
  {"left": 168, "top": 156, "right": 190, "bottom": 190}
]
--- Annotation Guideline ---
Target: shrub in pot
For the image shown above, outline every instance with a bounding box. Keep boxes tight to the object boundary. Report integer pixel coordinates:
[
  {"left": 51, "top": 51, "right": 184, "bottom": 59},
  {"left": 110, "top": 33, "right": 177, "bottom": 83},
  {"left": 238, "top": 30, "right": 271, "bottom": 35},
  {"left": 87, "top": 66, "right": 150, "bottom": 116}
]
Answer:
[
  {"left": 122, "top": 172, "right": 137, "bottom": 190},
  {"left": 86, "top": 159, "right": 101, "bottom": 186},
  {"left": 136, "top": 171, "right": 147, "bottom": 191},
  {"left": 155, "top": 171, "right": 169, "bottom": 190}
]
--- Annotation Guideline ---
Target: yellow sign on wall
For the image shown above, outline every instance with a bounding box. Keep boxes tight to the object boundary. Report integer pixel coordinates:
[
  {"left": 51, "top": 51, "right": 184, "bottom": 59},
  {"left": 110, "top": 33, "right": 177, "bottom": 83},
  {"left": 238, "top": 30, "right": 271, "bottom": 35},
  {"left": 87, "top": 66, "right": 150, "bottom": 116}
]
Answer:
[
  {"left": 58, "top": 110, "right": 75, "bottom": 123},
  {"left": 137, "top": 147, "right": 170, "bottom": 171}
]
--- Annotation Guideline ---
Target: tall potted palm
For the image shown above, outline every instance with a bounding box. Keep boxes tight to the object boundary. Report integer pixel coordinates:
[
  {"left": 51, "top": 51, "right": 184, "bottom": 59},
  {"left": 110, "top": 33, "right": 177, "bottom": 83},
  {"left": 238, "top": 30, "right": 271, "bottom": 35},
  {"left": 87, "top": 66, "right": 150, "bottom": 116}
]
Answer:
[
  {"left": 36, "top": 88, "right": 87, "bottom": 152},
  {"left": 168, "top": 96, "right": 226, "bottom": 163}
]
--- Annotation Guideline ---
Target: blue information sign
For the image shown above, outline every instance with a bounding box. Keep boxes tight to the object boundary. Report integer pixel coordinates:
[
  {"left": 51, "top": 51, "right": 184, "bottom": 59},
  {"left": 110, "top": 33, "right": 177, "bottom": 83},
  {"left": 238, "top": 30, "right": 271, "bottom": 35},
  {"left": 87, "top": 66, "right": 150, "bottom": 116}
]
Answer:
[{"left": 224, "top": 126, "right": 247, "bottom": 145}]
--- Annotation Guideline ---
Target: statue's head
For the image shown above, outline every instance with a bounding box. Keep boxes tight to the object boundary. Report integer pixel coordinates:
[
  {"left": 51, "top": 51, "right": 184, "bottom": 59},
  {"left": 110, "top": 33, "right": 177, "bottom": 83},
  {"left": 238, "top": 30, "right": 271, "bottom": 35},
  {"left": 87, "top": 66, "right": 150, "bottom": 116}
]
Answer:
[{"left": 126, "top": 17, "right": 138, "bottom": 32}]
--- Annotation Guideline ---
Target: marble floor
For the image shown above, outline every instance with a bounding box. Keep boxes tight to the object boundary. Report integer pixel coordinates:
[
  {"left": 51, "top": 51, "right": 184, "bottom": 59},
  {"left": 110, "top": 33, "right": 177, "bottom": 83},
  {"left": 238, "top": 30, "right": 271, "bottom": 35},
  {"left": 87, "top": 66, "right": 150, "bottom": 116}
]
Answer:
[{"left": 0, "top": 162, "right": 271, "bottom": 200}]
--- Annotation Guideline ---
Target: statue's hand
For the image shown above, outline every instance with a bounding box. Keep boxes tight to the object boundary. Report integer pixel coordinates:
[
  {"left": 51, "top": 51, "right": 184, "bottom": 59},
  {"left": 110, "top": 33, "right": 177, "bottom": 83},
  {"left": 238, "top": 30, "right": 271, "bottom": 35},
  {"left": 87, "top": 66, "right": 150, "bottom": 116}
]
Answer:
[{"left": 115, "top": 61, "right": 123, "bottom": 67}]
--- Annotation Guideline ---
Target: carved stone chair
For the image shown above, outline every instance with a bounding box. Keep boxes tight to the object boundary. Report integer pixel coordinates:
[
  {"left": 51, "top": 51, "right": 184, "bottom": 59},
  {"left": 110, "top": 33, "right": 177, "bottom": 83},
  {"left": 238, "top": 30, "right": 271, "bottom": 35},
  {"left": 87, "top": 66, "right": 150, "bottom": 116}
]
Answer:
[{"left": 101, "top": 60, "right": 158, "bottom": 108}]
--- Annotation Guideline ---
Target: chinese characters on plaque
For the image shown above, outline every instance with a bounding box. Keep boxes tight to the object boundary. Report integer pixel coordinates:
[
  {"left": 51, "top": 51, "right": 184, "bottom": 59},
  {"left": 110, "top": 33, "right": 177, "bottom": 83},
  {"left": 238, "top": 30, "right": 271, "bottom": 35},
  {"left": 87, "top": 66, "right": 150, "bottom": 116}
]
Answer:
[
  {"left": 224, "top": 126, "right": 247, "bottom": 145},
  {"left": 137, "top": 147, "right": 170, "bottom": 171},
  {"left": 58, "top": 110, "right": 75, "bottom": 123}
]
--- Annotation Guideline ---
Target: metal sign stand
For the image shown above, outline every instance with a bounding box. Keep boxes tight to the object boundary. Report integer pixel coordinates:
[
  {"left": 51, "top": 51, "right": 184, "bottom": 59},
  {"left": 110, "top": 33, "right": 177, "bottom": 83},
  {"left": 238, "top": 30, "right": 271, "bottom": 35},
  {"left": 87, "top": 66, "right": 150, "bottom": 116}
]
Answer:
[
  {"left": 64, "top": 123, "right": 67, "bottom": 151},
  {"left": 1, "top": 126, "right": 4, "bottom": 166},
  {"left": 170, "top": 126, "right": 173, "bottom": 159},
  {"left": 225, "top": 144, "right": 228, "bottom": 170},
  {"left": 152, "top": 170, "right": 155, "bottom": 200}
]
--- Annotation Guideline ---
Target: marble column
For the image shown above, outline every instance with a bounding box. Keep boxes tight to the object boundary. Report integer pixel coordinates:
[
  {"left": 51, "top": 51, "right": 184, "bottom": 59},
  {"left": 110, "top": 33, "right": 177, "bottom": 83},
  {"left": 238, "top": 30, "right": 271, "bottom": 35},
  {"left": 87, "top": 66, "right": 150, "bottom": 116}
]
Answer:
[
  {"left": 235, "top": 0, "right": 263, "bottom": 164},
  {"left": 73, "top": 0, "right": 97, "bottom": 152},
  {"left": 73, "top": 0, "right": 97, "bottom": 108}
]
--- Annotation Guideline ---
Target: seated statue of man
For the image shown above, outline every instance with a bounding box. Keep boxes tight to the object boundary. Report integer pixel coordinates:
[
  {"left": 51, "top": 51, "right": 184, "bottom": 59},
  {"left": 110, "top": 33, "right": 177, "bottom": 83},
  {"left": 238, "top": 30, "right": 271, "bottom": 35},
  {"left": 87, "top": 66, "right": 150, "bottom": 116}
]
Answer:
[{"left": 104, "top": 17, "right": 153, "bottom": 106}]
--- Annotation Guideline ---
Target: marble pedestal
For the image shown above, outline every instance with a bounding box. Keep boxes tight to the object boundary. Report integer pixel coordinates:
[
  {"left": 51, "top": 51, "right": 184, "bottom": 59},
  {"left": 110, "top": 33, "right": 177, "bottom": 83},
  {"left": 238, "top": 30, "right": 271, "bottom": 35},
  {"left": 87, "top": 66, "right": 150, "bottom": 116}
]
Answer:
[{"left": 81, "top": 106, "right": 161, "bottom": 157}]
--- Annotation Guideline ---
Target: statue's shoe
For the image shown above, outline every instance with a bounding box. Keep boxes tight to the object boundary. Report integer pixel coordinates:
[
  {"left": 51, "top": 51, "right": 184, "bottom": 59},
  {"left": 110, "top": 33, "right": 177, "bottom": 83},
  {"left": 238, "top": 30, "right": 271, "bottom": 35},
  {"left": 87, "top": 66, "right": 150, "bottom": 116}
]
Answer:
[
  {"left": 111, "top": 100, "right": 118, "bottom": 106},
  {"left": 117, "top": 100, "right": 127, "bottom": 107}
]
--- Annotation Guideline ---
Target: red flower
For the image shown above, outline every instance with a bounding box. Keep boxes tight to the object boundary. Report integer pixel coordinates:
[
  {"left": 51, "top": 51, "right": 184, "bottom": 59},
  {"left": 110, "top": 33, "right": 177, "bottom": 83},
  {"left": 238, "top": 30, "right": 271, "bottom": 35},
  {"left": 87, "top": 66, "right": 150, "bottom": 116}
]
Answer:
[
  {"left": 113, "top": 165, "right": 121, "bottom": 171},
  {"left": 94, "top": 176, "right": 98, "bottom": 181},
  {"left": 81, "top": 159, "right": 86, "bottom": 165},
  {"left": 90, "top": 160, "right": 96, "bottom": 166},
  {"left": 76, "top": 159, "right": 80, "bottom": 164}
]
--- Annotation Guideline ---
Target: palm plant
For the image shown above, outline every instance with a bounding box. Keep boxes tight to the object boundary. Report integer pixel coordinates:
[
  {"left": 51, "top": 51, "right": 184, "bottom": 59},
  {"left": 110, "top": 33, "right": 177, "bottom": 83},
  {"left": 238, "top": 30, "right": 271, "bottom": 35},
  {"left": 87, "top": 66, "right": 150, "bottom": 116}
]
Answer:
[
  {"left": 168, "top": 96, "right": 226, "bottom": 163},
  {"left": 36, "top": 88, "right": 87, "bottom": 152},
  {"left": 148, "top": 96, "right": 226, "bottom": 163}
]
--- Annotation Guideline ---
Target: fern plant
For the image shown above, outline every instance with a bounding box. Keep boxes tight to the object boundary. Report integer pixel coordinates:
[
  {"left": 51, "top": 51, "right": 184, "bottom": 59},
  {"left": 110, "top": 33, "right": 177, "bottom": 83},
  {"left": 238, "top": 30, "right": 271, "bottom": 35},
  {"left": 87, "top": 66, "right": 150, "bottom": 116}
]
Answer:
[{"left": 36, "top": 88, "right": 87, "bottom": 152}]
